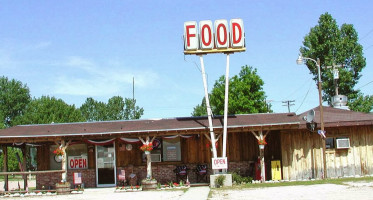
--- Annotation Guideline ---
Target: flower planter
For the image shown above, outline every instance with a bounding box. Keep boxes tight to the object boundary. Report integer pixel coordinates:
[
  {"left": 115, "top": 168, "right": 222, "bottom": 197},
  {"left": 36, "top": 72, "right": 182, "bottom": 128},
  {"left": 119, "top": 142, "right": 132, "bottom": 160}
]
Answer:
[
  {"left": 56, "top": 182, "right": 71, "bottom": 195},
  {"left": 141, "top": 179, "right": 157, "bottom": 191},
  {"left": 259, "top": 144, "right": 265, "bottom": 149},
  {"left": 145, "top": 151, "right": 150, "bottom": 155}
]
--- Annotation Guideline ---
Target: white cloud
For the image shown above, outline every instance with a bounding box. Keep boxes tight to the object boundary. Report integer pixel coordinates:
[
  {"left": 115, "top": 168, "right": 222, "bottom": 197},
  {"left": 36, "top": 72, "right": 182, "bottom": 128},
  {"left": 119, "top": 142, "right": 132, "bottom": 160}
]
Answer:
[{"left": 52, "top": 56, "right": 160, "bottom": 97}]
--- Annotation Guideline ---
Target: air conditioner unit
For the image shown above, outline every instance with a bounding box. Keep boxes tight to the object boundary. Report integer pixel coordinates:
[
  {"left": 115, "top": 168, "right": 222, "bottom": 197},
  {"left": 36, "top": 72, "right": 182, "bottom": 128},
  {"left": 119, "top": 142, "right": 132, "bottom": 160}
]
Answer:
[
  {"left": 150, "top": 154, "right": 162, "bottom": 162},
  {"left": 336, "top": 138, "right": 350, "bottom": 149}
]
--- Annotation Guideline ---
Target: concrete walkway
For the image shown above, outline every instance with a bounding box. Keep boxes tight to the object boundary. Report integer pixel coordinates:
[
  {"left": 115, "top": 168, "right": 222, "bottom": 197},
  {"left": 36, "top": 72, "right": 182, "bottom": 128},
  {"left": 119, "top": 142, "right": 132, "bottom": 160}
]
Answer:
[{"left": 179, "top": 186, "right": 210, "bottom": 200}]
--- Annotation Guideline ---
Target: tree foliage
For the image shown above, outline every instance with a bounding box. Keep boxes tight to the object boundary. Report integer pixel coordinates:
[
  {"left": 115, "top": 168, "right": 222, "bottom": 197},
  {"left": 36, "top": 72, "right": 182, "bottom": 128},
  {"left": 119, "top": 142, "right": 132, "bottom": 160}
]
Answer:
[
  {"left": 300, "top": 13, "right": 369, "bottom": 111},
  {"left": 0, "top": 147, "right": 23, "bottom": 172},
  {"left": 348, "top": 93, "right": 373, "bottom": 113},
  {"left": 13, "top": 96, "right": 85, "bottom": 125},
  {"left": 192, "top": 65, "right": 271, "bottom": 116},
  {"left": 80, "top": 96, "right": 144, "bottom": 121},
  {"left": 0, "top": 76, "right": 31, "bottom": 128}
]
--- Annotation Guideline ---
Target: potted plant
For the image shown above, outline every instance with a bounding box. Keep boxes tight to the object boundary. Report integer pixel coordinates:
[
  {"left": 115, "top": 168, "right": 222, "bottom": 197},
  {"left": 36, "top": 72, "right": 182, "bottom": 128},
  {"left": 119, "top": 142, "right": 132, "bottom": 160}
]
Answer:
[{"left": 258, "top": 138, "right": 267, "bottom": 149}]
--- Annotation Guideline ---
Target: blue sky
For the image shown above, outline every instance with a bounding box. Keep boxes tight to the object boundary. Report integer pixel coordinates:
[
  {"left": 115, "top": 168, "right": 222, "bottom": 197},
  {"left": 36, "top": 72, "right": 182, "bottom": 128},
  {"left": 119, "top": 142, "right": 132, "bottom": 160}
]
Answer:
[{"left": 1, "top": 1, "right": 372, "bottom": 119}]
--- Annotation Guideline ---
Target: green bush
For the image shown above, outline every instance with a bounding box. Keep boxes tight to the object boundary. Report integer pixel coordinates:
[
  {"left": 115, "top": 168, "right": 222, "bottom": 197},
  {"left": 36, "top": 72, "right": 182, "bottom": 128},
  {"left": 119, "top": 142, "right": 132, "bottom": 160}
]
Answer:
[{"left": 215, "top": 175, "right": 226, "bottom": 187}]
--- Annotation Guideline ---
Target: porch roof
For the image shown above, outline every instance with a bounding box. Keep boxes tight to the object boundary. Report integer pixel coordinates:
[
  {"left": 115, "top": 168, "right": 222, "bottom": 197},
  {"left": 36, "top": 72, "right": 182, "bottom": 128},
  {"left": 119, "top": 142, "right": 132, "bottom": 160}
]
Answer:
[{"left": 0, "top": 113, "right": 300, "bottom": 143}]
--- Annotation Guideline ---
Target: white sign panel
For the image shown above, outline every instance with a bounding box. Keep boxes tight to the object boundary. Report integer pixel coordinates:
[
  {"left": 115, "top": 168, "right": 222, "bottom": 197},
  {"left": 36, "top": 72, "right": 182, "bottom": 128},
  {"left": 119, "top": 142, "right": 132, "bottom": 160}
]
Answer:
[
  {"left": 68, "top": 156, "right": 88, "bottom": 169},
  {"left": 184, "top": 19, "right": 245, "bottom": 54},
  {"left": 230, "top": 18, "right": 244, "bottom": 48},
  {"left": 184, "top": 21, "right": 198, "bottom": 50},
  {"left": 212, "top": 157, "right": 228, "bottom": 170},
  {"left": 214, "top": 19, "right": 229, "bottom": 49},
  {"left": 199, "top": 20, "right": 214, "bottom": 50}
]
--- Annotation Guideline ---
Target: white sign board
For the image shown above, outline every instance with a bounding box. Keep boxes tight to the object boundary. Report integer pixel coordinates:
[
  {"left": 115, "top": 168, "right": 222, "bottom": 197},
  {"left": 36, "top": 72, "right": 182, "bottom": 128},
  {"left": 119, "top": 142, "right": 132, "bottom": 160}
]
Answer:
[
  {"left": 212, "top": 157, "right": 228, "bottom": 170},
  {"left": 184, "top": 19, "right": 245, "bottom": 54},
  {"left": 68, "top": 156, "right": 88, "bottom": 169}
]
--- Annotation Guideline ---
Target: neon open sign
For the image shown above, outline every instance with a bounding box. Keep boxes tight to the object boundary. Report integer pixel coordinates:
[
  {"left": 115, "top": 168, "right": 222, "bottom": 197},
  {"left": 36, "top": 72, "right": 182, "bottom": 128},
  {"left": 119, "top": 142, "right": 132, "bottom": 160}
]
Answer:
[{"left": 184, "top": 19, "right": 245, "bottom": 54}]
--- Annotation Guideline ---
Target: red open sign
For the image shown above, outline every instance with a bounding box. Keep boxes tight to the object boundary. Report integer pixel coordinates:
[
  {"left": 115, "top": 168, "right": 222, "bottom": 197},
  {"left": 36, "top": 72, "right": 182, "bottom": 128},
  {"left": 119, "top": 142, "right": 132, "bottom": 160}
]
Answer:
[
  {"left": 68, "top": 156, "right": 88, "bottom": 169},
  {"left": 212, "top": 157, "right": 228, "bottom": 170}
]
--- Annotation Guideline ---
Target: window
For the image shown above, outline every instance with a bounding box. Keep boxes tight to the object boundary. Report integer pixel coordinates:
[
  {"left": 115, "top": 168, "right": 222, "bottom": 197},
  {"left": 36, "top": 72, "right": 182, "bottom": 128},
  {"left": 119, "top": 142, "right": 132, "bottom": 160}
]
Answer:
[
  {"left": 325, "top": 138, "right": 335, "bottom": 149},
  {"left": 49, "top": 144, "right": 87, "bottom": 170}
]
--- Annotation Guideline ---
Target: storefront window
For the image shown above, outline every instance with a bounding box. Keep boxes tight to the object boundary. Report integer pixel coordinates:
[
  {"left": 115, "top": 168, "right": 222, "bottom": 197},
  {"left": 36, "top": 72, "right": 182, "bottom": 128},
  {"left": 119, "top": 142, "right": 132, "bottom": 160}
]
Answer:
[{"left": 49, "top": 144, "right": 88, "bottom": 170}]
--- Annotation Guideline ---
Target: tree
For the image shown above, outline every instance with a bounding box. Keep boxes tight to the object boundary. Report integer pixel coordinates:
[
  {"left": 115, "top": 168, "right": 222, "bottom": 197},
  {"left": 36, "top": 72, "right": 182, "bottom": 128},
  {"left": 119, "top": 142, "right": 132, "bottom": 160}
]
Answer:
[
  {"left": 13, "top": 96, "right": 85, "bottom": 125},
  {"left": 348, "top": 93, "right": 373, "bottom": 113},
  {"left": 192, "top": 65, "right": 271, "bottom": 116},
  {"left": 79, "top": 97, "right": 107, "bottom": 121},
  {"left": 299, "top": 13, "right": 370, "bottom": 111},
  {"left": 80, "top": 96, "right": 144, "bottom": 121},
  {"left": 0, "top": 76, "right": 31, "bottom": 127}
]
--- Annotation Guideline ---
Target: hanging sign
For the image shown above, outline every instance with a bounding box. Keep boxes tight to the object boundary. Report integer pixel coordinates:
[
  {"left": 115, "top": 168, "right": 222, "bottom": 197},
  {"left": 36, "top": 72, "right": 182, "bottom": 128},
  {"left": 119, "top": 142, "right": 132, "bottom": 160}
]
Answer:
[
  {"left": 184, "top": 19, "right": 245, "bottom": 54},
  {"left": 68, "top": 156, "right": 88, "bottom": 169},
  {"left": 212, "top": 157, "right": 228, "bottom": 170}
]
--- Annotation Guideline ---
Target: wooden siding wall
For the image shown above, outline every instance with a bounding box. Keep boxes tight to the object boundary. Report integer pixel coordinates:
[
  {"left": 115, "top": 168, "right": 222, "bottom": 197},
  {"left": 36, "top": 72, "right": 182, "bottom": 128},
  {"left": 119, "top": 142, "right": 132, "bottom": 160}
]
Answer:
[
  {"left": 325, "top": 126, "right": 373, "bottom": 178},
  {"left": 115, "top": 132, "right": 265, "bottom": 167},
  {"left": 281, "top": 125, "right": 373, "bottom": 180}
]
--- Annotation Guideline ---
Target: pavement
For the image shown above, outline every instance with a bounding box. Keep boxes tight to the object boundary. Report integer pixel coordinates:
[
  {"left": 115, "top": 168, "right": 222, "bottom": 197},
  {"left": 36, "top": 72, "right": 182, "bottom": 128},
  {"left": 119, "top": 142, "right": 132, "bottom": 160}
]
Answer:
[{"left": 180, "top": 186, "right": 210, "bottom": 200}]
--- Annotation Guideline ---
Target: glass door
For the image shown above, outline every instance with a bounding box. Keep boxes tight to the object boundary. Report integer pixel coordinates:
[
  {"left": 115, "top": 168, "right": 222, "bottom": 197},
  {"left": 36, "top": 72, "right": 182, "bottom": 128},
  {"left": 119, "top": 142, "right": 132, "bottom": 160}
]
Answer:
[{"left": 96, "top": 143, "right": 116, "bottom": 187}]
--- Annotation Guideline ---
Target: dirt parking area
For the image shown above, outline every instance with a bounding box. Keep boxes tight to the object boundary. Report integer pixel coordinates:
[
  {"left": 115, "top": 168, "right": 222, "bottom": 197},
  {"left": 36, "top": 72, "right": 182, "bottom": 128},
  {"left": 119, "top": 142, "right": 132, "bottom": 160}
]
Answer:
[{"left": 209, "top": 182, "right": 373, "bottom": 200}]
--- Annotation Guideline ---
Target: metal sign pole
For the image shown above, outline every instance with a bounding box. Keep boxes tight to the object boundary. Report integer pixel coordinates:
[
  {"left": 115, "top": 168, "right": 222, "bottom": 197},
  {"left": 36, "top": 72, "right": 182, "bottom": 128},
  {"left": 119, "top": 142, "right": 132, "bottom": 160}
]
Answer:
[
  {"left": 199, "top": 55, "right": 218, "bottom": 158},
  {"left": 222, "top": 53, "right": 230, "bottom": 158}
]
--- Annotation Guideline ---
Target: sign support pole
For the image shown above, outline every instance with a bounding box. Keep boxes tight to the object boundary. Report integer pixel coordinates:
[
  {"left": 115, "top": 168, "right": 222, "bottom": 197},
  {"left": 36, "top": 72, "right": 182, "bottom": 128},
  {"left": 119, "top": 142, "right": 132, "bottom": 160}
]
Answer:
[
  {"left": 222, "top": 53, "right": 230, "bottom": 158},
  {"left": 199, "top": 55, "right": 218, "bottom": 159}
]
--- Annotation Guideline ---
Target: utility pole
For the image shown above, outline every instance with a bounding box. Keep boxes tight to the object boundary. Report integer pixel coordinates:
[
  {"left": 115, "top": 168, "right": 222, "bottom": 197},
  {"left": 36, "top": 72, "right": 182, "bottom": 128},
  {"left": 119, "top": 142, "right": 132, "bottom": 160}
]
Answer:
[{"left": 282, "top": 100, "right": 295, "bottom": 113}]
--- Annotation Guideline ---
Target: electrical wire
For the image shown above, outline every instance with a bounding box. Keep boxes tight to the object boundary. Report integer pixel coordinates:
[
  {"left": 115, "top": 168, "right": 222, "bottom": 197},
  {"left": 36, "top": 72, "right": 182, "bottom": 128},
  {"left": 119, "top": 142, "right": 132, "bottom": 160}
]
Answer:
[{"left": 295, "top": 80, "right": 313, "bottom": 113}]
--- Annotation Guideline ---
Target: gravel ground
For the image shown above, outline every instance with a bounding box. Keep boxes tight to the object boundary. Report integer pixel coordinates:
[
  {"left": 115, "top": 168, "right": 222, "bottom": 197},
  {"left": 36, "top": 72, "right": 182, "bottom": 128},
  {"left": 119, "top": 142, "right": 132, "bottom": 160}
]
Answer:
[
  {"left": 209, "top": 182, "right": 373, "bottom": 200},
  {"left": 1, "top": 181, "right": 373, "bottom": 200}
]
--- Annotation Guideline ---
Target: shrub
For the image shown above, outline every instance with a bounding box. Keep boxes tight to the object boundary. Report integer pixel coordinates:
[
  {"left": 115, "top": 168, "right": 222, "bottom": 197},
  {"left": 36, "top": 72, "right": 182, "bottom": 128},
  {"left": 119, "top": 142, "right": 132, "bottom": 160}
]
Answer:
[{"left": 216, "top": 175, "right": 226, "bottom": 187}]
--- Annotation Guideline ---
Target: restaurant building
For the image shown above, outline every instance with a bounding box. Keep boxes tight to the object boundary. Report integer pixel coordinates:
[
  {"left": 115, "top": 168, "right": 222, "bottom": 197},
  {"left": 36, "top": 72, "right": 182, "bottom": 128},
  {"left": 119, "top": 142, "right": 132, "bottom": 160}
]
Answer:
[{"left": 0, "top": 106, "right": 372, "bottom": 189}]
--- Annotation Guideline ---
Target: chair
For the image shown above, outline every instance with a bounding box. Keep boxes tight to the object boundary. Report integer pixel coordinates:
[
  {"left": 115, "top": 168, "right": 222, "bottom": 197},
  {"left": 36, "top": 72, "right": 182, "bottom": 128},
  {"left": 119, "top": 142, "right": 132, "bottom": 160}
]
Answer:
[
  {"left": 117, "top": 170, "right": 127, "bottom": 186},
  {"left": 195, "top": 164, "right": 208, "bottom": 183},
  {"left": 173, "top": 165, "right": 188, "bottom": 183}
]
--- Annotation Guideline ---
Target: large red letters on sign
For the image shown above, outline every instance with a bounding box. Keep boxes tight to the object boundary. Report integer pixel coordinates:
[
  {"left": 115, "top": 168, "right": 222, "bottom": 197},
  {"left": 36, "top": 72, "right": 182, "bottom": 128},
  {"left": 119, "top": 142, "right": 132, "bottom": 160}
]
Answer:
[
  {"left": 184, "top": 19, "right": 244, "bottom": 51},
  {"left": 69, "top": 157, "right": 87, "bottom": 169}
]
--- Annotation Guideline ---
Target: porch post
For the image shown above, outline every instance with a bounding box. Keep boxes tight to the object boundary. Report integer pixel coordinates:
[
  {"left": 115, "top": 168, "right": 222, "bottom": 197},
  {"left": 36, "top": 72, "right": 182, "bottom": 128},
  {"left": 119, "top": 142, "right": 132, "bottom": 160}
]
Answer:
[
  {"left": 2, "top": 145, "right": 8, "bottom": 191},
  {"left": 21, "top": 145, "right": 28, "bottom": 191}
]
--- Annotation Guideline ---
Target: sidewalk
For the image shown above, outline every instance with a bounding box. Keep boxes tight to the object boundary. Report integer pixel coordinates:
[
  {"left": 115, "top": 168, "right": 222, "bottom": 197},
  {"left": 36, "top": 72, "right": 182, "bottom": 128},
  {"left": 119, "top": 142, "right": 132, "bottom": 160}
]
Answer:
[{"left": 179, "top": 186, "right": 210, "bottom": 200}]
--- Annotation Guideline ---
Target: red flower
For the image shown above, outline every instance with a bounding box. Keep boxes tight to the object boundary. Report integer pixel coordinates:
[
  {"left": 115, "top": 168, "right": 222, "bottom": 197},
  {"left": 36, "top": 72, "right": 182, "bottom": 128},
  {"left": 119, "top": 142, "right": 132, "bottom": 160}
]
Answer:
[
  {"left": 53, "top": 148, "right": 64, "bottom": 156},
  {"left": 258, "top": 139, "right": 267, "bottom": 145},
  {"left": 140, "top": 143, "right": 153, "bottom": 152}
]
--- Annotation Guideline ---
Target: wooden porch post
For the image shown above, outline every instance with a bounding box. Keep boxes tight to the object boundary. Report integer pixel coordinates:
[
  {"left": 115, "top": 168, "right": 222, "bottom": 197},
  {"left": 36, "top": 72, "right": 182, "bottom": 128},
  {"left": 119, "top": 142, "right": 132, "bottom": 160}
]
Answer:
[
  {"left": 21, "top": 145, "right": 28, "bottom": 191},
  {"left": 2, "top": 145, "right": 8, "bottom": 191},
  {"left": 251, "top": 130, "right": 269, "bottom": 182},
  {"left": 57, "top": 140, "right": 71, "bottom": 182},
  {"left": 138, "top": 136, "right": 155, "bottom": 179}
]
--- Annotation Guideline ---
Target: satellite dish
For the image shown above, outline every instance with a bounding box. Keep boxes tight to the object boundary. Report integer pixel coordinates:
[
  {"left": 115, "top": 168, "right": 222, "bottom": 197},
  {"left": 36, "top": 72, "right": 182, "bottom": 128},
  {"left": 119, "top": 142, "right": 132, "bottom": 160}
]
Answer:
[{"left": 306, "top": 109, "right": 315, "bottom": 123}]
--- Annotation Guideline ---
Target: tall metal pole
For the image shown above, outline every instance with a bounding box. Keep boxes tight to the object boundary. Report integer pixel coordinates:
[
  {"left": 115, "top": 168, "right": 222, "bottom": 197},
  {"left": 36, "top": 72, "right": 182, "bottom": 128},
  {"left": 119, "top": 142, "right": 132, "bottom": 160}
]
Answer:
[
  {"left": 199, "top": 55, "right": 217, "bottom": 158},
  {"left": 222, "top": 53, "right": 230, "bottom": 158},
  {"left": 316, "top": 58, "right": 327, "bottom": 179}
]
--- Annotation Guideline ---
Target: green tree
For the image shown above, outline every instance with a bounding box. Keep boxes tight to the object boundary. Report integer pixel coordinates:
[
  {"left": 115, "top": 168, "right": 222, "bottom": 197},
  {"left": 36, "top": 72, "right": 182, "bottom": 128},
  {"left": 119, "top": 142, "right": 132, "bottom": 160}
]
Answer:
[
  {"left": 0, "top": 147, "right": 23, "bottom": 172},
  {"left": 299, "top": 13, "right": 369, "bottom": 111},
  {"left": 13, "top": 96, "right": 84, "bottom": 125},
  {"left": 79, "top": 97, "right": 107, "bottom": 121},
  {"left": 80, "top": 96, "right": 144, "bottom": 121},
  {"left": 348, "top": 93, "right": 373, "bottom": 113},
  {"left": 192, "top": 65, "right": 271, "bottom": 116},
  {"left": 0, "top": 76, "right": 31, "bottom": 127}
]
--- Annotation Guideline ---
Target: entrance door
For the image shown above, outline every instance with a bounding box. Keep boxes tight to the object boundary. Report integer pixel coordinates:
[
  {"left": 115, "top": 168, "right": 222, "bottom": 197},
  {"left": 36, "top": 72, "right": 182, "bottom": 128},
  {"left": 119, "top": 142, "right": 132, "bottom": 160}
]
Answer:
[{"left": 96, "top": 143, "right": 116, "bottom": 187}]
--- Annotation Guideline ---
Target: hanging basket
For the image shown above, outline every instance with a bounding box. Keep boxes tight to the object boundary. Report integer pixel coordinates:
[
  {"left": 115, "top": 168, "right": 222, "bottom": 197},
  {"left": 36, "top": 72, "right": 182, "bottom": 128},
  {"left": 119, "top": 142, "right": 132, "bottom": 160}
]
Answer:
[
  {"left": 259, "top": 144, "right": 265, "bottom": 150},
  {"left": 145, "top": 151, "right": 150, "bottom": 155}
]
